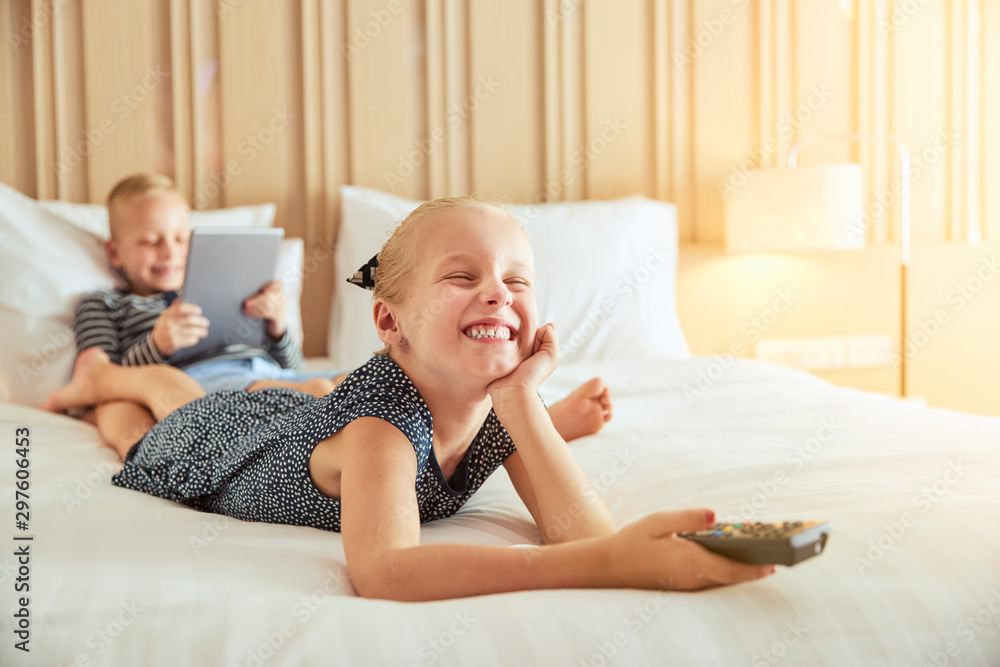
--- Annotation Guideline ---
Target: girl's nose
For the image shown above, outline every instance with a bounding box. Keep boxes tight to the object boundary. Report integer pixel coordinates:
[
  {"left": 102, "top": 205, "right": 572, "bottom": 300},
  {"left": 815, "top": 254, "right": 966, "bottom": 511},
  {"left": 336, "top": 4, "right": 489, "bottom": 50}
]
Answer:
[{"left": 484, "top": 281, "right": 513, "bottom": 307}]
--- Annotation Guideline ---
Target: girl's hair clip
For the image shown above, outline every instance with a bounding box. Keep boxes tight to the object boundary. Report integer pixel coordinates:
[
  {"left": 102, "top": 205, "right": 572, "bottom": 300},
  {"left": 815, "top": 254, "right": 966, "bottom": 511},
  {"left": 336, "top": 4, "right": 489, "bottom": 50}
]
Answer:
[{"left": 346, "top": 253, "right": 378, "bottom": 291}]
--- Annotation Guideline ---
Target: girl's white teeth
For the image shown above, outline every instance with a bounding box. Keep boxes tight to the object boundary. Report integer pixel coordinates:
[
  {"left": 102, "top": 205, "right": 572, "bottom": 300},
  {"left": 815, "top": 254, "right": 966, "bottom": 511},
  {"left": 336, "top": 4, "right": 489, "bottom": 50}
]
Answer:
[{"left": 464, "top": 325, "right": 511, "bottom": 340}]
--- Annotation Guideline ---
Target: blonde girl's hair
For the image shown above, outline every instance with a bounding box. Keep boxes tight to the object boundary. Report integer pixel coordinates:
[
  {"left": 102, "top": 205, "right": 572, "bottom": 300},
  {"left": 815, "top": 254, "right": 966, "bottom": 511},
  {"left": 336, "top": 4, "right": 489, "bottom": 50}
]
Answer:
[
  {"left": 372, "top": 196, "right": 527, "bottom": 355},
  {"left": 106, "top": 173, "right": 186, "bottom": 238},
  {"left": 373, "top": 196, "right": 524, "bottom": 304}
]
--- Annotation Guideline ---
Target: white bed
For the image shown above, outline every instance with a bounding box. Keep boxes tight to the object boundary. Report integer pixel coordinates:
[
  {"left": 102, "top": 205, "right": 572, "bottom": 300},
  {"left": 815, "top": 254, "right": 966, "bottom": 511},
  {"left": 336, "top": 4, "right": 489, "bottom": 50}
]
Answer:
[
  {"left": 3, "top": 356, "right": 1000, "bottom": 666},
  {"left": 2, "top": 184, "right": 998, "bottom": 666}
]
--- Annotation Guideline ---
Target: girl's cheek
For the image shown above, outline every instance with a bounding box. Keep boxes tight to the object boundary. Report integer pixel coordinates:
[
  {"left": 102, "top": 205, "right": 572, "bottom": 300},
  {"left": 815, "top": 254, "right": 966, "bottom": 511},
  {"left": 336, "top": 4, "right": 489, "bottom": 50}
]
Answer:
[
  {"left": 518, "top": 297, "right": 539, "bottom": 333},
  {"left": 441, "top": 284, "right": 466, "bottom": 300},
  {"left": 517, "top": 311, "right": 539, "bottom": 356},
  {"left": 412, "top": 286, "right": 461, "bottom": 321}
]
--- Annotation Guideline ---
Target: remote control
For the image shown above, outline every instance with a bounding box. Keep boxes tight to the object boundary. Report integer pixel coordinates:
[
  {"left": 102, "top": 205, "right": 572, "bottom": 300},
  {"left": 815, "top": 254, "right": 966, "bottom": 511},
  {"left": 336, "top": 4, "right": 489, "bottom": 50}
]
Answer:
[{"left": 680, "top": 520, "right": 832, "bottom": 566}]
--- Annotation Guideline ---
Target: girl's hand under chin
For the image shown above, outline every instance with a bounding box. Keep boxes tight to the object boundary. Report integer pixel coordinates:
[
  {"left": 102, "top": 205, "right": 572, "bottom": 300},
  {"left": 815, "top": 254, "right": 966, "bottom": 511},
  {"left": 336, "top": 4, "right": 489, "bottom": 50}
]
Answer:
[{"left": 487, "top": 322, "right": 561, "bottom": 402}]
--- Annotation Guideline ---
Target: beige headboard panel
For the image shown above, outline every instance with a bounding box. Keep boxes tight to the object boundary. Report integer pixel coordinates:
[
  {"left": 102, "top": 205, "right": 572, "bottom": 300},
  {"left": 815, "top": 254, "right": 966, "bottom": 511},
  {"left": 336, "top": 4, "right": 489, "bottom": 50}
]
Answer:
[{"left": 2, "top": 1, "right": 997, "bottom": 413}]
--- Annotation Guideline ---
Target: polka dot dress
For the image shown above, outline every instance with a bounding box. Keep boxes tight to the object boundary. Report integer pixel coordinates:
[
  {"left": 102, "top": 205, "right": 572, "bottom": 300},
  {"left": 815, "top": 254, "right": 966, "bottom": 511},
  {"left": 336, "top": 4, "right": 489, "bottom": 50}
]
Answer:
[{"left": 112, "top": 354, "right": 517, "bottom": 532}]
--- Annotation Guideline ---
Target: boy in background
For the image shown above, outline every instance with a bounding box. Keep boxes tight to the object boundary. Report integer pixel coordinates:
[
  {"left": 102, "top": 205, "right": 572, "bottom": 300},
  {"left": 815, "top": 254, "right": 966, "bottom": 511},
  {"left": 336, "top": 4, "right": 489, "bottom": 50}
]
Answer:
[{"left": 73, "top": 174, "right": 342, "bottom": 450}]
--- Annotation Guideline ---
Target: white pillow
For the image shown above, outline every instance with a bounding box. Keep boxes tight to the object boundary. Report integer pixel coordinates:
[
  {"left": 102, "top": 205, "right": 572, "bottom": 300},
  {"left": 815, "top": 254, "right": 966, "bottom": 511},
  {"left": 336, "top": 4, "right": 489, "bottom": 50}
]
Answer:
[
  {"left": 329, "top": 185, "right": 689, "bottom": 370},
  {"left": 36, "top": 199, "right": 277, "bottom": 239},
  {"left": 0, "top": 182, "right": 302, "bottom": 408}
]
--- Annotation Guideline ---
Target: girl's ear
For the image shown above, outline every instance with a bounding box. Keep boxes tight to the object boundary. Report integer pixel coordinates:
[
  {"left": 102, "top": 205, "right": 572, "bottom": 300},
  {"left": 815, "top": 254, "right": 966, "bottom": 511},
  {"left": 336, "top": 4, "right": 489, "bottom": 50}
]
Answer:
[{"left": 373, "top": 300, "right": 402, "bottom": 347}]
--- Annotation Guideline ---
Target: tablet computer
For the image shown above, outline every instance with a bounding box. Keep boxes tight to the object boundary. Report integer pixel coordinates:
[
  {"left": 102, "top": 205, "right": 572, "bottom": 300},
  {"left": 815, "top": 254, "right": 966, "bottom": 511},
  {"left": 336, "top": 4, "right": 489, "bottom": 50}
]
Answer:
[{"left": 171, "top": 227, "right": 284, "bottom": 365}]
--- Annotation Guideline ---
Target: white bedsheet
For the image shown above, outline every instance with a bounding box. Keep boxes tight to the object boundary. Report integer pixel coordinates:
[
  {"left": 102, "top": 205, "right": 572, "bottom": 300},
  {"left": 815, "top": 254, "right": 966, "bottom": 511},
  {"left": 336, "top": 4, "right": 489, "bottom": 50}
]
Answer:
[{"left": 2, "top": 357, "right": 998, "bottom": 666}]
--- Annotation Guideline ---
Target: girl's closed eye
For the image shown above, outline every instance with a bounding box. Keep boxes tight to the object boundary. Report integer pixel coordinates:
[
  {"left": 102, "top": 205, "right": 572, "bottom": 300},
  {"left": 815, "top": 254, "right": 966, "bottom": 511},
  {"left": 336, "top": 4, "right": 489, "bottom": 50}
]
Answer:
[
  {"left": 444, "top": 273, "right": 475, "bottom": 283},
  {"left": 505, "top": 276, "right": 532, "bottom": 289}
]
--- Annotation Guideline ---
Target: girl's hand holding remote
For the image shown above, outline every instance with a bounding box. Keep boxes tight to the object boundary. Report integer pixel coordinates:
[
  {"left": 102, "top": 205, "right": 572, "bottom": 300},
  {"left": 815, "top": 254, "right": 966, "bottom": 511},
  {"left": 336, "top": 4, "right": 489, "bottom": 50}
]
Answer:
[{"left": 603, "top": 510, "right": 776, "bottom": 591}]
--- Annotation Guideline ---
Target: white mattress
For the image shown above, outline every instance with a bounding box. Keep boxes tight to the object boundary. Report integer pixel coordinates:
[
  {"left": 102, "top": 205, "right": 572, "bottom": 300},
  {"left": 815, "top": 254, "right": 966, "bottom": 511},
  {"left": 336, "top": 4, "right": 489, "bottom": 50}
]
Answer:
[{"left": 2, "top": 357, "right": 999, "bottom": 666}]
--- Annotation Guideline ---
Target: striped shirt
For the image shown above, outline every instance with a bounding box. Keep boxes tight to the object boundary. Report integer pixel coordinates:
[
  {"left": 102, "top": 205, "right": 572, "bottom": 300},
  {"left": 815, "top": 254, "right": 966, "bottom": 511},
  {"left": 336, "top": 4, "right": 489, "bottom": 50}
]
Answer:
[{"left": 74, "top": 288, "right": 303, "bottom": 371}]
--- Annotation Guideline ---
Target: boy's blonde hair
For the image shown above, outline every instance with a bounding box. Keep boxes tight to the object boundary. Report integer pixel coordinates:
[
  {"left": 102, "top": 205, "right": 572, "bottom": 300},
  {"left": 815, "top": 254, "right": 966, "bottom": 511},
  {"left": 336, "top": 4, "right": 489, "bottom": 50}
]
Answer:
[
  {"left": 373, "top": 196, "right": 524, "bottom": 305},
  {"left": 106, "top": 173, "right": 186, "bottom": 238}
]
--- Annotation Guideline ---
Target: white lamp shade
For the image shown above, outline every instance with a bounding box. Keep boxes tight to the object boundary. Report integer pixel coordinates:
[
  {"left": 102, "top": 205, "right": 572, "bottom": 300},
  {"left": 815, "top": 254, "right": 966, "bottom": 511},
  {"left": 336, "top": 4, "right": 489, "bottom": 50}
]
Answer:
[{"left": 724, "top": 164, "right": 865, "bottom": 252}]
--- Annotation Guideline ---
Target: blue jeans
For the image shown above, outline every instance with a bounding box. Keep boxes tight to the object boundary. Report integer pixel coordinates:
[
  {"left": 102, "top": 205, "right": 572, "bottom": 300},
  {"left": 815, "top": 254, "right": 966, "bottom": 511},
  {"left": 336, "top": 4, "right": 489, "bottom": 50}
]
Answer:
[{"left": 184, "top": 357, "right": 342, "bottom": 393}]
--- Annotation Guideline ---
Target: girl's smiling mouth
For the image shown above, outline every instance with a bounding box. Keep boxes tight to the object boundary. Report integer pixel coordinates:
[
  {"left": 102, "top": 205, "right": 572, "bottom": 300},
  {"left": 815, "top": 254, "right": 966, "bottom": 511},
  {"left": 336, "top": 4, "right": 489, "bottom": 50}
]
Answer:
[{"left": 463, "top": 320, "right": 518, "bottom": 341}]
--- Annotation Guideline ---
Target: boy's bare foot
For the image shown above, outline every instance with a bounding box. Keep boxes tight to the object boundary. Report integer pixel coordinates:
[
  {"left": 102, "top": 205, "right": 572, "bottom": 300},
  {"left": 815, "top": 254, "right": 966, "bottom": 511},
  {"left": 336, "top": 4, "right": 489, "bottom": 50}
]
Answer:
[
  {"left": 41, "top": 347, "right": 111, "bottom": 413},
  {"left": 548, "top": 377, "right": 613, "bottom": 442}
]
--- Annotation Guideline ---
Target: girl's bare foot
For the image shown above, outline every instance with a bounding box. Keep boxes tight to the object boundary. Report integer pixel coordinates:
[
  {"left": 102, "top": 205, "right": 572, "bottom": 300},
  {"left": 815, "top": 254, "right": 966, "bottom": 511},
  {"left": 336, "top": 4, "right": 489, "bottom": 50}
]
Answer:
[
  {"left": 247, "top": 373, "right": 347, "bottom": 398},
  {"left": 548, "top": 377, "right": 613, "bottom": 442},
  {"left": 247, "top": 377, "right": 337, "bottom": 398},
  {"left": 41, "top": 348, "right": 111, "bottom": 413}
]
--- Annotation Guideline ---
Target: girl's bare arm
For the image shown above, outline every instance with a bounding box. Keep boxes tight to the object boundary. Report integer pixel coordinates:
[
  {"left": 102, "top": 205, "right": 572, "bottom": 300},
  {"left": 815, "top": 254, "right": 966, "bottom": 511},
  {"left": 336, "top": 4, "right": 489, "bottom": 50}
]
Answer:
[
  {"left": 500, "top": 395, "right": 615, "bottom": 543},
  {"left": 334, "top": 417, "right": 773, "bottom": 601},
  {"left": 491, "top": 323, "right": 615, "bottom": 543}
]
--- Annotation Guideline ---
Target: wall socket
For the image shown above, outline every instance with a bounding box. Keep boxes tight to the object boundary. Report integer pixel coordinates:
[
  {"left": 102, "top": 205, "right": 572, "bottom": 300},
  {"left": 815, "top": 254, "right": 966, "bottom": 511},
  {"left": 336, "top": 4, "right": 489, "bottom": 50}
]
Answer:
[
  {"left": 846, "top": 335, "right": 894, "bottom": 368},
  {"left": 755, "top": 339, "right": 802, "bottom": 367},
  {"left": 755, "top": 335, "right": 892, "bottom": 370}
]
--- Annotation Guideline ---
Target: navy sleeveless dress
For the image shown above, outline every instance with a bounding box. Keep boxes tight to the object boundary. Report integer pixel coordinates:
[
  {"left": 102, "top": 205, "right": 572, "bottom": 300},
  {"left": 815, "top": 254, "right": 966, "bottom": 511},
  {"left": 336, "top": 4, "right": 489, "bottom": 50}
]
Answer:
[{"left": 111, "top": 354, "right": 517, "bottom": 532}]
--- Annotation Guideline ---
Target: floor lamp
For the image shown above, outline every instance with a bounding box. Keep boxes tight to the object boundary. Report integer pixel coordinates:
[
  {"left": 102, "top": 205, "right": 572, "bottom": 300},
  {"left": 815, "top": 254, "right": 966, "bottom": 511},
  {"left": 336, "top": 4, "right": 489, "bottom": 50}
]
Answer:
[{"left": 724, "top": 134, "right": 911, "bottom": 397}]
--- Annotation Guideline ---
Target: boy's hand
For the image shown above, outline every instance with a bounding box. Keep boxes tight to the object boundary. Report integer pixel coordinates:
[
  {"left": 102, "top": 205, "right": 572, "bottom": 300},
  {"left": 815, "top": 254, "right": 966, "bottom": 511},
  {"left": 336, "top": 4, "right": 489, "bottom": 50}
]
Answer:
[
  {"left": 243, "top": 281, "right": 287, "bottom": 340},
  {"left": 152, "top": 302, "right": 210, "bottom": 357}
]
